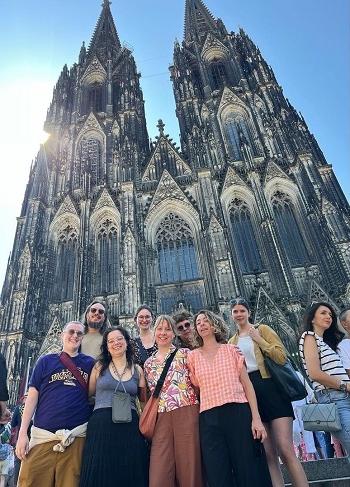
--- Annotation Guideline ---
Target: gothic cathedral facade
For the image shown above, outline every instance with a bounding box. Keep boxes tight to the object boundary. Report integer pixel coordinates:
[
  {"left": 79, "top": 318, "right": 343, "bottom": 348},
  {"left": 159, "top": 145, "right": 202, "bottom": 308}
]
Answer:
[{"left": 1, "top": 0, "right": 349, "bottom": 400}]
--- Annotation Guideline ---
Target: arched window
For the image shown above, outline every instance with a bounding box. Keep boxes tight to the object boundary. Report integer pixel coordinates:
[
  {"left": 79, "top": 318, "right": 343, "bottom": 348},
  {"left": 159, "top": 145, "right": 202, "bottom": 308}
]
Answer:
[
  {"left": 210, "top": 60, "right": 227, "bottom": 90},
  {"left": 95, "top": 220, "right": 119, "bottom": 294},
  {"left": 224, "top": 115, "right": 255, "bottom": 160},
  {"left": 229, "top": 199, "right": 263, "bottom": 273},
  {"left": 156, "top": 213, "right": 199, "bottom": 284},
  {"left": 54, "top": 226, "right": 78, "bottom": 301},
  {"left": 80, "top": 138, "right": 102, "bottom": 185},
  {"left": 272, "top": 192, "right": 309, "bottom": 266},
  {"left": 82, "top": 83, "right": 104, "bottom": 114}
]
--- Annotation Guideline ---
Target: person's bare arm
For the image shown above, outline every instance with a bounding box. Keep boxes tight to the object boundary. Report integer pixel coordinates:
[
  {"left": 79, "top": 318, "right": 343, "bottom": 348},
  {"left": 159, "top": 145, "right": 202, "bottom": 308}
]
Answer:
[
  {"left": 137, "top": 365, "right": 147, "bottom": 404},
  {"left": 16, "top": 387, "right": 38, "bottom": 460},
  {"left": 304, "top": 335, "right": 349, "bottom": 390},
  {"left": 88, "top": 364, "right": 100, "bottom": 397}
]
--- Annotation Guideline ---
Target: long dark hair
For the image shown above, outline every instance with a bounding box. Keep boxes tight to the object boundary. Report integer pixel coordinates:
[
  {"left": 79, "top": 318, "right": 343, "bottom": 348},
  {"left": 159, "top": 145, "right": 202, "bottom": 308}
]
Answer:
[
  {"left": 303, "top": 302, "right": 344, "bottom": 351},
  {"left": 97, "top": 327, "right": 134, "bottom": 375}
]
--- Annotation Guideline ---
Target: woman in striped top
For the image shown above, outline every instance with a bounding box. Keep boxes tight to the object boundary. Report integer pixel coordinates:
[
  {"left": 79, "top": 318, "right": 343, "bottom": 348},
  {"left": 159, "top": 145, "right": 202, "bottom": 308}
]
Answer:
[{"left": 299, "top": 302, "right": 350, "bottom": 455}]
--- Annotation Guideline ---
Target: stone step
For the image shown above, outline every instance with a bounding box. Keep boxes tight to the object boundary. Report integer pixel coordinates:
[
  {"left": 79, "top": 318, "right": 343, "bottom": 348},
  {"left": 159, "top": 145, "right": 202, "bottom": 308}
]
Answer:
[{"left": 282, "top": 458, "right": 350, "bottom": 486}]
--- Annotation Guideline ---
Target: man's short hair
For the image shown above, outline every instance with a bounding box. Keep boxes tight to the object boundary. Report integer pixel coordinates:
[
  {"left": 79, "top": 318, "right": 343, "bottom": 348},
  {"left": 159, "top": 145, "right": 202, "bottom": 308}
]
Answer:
[
  {"left": 339, "top": 309, "right": 350, "bottom": 322},
  {"left": 172, "top": 310, "right": 193, "bottom": 325},
  {"left": 62, "top": 321, "right": 84, "bottom": 332}
]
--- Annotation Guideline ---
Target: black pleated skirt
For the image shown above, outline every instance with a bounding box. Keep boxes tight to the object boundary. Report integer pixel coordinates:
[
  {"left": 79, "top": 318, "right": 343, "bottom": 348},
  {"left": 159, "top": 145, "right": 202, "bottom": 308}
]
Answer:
[
  {"left": 79, "top": 408, "right": 149, "bottom": 487},
  {"left": 249, "top": 370, "right": 294, "bottom": 423}
]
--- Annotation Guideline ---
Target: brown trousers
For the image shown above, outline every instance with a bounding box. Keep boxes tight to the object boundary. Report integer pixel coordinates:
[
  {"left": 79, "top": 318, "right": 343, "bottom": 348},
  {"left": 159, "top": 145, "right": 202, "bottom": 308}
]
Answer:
[
  {"left": 149, "top": 404, "right": 203, "bottom": 487},
  {"left": 18, "top": 438, "right": 85, "bottom": 487}
]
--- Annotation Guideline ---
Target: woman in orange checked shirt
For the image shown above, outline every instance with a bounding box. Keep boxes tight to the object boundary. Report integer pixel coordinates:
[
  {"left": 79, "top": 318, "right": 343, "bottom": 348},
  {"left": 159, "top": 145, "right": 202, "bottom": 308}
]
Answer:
[{"left": 187, "top": 310, "right": 272, "bottom": 487}]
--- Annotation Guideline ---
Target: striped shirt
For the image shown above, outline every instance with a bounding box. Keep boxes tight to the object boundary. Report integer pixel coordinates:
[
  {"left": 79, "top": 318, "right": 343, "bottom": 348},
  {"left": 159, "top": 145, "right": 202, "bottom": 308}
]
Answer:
[{"left": 299, "top": 331, "right": 349, "bottom": 391}]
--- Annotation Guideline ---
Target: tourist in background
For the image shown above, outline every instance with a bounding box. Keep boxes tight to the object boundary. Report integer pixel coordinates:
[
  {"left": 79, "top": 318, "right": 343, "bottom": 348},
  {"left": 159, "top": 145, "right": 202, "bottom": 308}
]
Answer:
[
  {"left": 0, "top": 354, "right": 10, "bottom": 423},
  {"left": 188, "top": 310, "right": 272, "bottom": 487},
  {"left": 338, "top": 308, "right": 350, "bottom": 377},
  {"left": 81, "top": 300, "right": 110, "bottom": 359},
  {"left": 299, "top": 302, "right": 350, "bottom": 456},
  {"left": 144, "top": 315, "right": 202, "bottom": 487},
  {"left": 132, "top": 305, "right": 157, "bottom": 367},
  {"left": 230, "top": 299, "right": 308, "bottom": 487},
  {"left": 172, "top": 309, "right": 197, "bottom": 350},
  {"left": 79, "top": 326, "right": 148, "bottom": 487}
]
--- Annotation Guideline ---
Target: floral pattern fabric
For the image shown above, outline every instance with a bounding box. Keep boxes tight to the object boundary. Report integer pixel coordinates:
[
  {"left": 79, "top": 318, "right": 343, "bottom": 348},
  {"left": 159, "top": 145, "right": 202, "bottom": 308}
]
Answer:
[{"left": 144, "top": 346, "right": 199, "bottom": 413}]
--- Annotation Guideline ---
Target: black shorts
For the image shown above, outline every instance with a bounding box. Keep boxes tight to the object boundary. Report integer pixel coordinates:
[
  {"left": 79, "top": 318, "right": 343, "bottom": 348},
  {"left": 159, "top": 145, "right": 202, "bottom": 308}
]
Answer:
[{"left": 249, "top": 370, "right": 294, "bottom": 423}]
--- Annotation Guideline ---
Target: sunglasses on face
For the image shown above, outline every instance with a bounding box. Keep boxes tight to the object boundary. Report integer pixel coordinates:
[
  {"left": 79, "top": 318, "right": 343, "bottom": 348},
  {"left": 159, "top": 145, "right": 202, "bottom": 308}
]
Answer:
[
  {"left": 177, "top": 322, "right": 191, "bottom": 332},
  {"left": 65, "top": 329, "right": 84, "bottom": 337},
  {"left": 90, "top": 307, "right": 105, "bottom": 315}
]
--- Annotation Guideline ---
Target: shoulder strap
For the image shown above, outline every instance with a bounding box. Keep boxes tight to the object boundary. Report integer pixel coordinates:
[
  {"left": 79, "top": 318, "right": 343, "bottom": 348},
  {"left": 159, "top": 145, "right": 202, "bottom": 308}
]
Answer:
[
  {"left": 153, "top": 349, "right": 177, "bottom": 398},
  {"left": 59, "top": 352, "right": 88, "bottom": 393}
]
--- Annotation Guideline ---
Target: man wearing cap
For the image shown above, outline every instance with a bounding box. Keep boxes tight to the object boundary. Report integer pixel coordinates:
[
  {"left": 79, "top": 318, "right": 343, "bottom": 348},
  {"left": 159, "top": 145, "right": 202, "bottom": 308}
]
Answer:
[{"left": 16, "top": 321, "right": 94, "bottom": 487}]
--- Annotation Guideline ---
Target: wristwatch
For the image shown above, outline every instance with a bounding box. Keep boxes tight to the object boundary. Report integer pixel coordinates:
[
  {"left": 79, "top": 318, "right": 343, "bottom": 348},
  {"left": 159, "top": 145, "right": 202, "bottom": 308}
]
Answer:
[{"left": 339, "top": 381, "right": 348, "bottom": 392}]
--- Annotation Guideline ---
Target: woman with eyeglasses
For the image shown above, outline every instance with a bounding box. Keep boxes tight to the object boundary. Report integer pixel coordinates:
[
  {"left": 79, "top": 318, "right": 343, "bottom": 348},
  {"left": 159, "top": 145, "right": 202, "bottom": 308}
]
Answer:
[
  {"left": 81, "top": 300, "right": 110, "bottom": 359},
  {"left": 79, "top": 327, "right": 149, "bottom": 487},
  {"left": 144, "top": 315, "right": 202, "bottom": 487},
  {"left": 299, "top": 302, "right": 350, "bottom": 455},
  {"left": 132, "top": 305, "right": 157, "bottom": 367},
  {"left": 188, "top": 310, "right": 272, "bottom": 487},
  {"left": 230, "top": 299, "right": 307, "bottom": 487}
]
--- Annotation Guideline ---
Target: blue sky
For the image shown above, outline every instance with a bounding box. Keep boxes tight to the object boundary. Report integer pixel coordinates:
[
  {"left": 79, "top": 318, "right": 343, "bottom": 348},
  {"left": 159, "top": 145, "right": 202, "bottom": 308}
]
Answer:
[{"left": 0, "top": 0, "right": 349, "bottom": 282}]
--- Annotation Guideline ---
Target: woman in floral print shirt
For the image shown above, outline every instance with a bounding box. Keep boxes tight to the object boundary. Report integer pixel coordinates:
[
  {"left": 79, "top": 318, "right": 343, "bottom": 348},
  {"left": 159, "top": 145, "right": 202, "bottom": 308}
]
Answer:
[{"left": 144, "top": 314, "right": 202, "bottom": 487}]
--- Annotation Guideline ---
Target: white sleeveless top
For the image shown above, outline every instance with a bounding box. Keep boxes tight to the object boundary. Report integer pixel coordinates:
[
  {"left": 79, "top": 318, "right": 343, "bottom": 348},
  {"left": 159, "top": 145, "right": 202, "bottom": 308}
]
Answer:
[{"left": 299, "top": 331, "right": 349, "bottom": 391}]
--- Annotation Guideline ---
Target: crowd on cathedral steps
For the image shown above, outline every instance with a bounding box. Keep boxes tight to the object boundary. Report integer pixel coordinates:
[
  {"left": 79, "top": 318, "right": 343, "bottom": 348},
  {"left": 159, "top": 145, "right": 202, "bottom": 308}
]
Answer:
[{"left": 1, "top": 301, "right": 350, "bottom": 487}]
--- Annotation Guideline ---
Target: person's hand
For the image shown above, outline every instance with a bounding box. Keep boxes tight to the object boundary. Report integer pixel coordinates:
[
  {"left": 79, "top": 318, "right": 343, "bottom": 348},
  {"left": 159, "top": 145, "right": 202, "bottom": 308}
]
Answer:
[
  {"left": 16, "top": 433, "right": 29, "bottom": 460},
  {"left": 251, "top": 416, "right": 267, "bottom": 442},
  {"left": 0, "top": 408, "right": 11, "bottom": 422},
  {"left": 248, "top": 326, "right": 263, "bottom": 343}
]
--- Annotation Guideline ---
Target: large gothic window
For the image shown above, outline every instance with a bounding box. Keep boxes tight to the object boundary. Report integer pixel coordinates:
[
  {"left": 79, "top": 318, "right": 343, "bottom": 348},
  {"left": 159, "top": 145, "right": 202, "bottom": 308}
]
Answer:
[
  {"left": 82, "top": 83, "right": 104, "bottom": 114},
  {"left": 95, "top": 220, "right": 119, "bottom": 294},
  {"left": 210, "top": 60, "right": 227, "bottom": 90},
  {"left": 80, "top": 138, "right": 102, "bottom": 185},
  {"left": 54, "top": 226, "right": 78, "bottom": 301},
  {"left": 272, "top": 192, "right": 309, "bottom": 266},
  {"left": 224, "top": 115, "right": 255, "bottom": 161},
  {"left": 229, "top": 199, "right": 263, "bottom": 273},
  {"left": 156, "top": 213, "right": 199, "bottom": 284}
]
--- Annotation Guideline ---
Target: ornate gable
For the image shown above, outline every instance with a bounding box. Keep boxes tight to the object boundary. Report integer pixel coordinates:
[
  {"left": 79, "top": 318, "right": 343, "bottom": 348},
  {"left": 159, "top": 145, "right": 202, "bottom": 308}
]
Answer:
[
  {"left": 142, "top": 137, "right": 192, "bottom": 182},
  {"left": 79, "top": 112, "right": 105, "bottom": 136},
  {"left": 218, "top": 87, "right": 248, "bottom": 116},
  {"left": 148, "top": 170, "right": 188, "bottom": 213},
  {"left": 201, "top": 33, "right": 229, "bottom": 62},
  {"left": 264, "top": 160, "right": 290, "bottom": 184},
  {"left": 209, "top": 214, "right": 224, "bottom": 233},
  {"left": 307, "top": 280, "right": 339, "bottom": 311},
  {"left": 254, "top": 287, "right": 295, "bottom": 342},
  {"left": 93, "top": 188, "right": 117, "bottom": 212},
  {"left": 81, "top": 55, "right": 107, "bottom": 84},
  {"left": 38, "top": 317, "right": 63, "bottom": 357},
  {"left": 222, "top": 166, "right": 247, "bottom": 193},
  {"left": 55, "top": 195, "right": 79, "bottom": 219}
]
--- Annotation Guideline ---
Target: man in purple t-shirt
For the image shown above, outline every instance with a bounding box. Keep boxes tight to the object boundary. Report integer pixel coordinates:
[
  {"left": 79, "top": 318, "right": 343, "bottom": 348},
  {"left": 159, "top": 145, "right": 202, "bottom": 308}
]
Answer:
[{"left": 16, "top": 321, "right": 94, "bottom": 487}]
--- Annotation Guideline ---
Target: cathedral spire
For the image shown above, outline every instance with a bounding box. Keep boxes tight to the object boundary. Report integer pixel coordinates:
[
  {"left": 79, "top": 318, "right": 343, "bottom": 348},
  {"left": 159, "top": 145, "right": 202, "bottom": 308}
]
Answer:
[
  {"left": 87, "top": 0, "right": 121, "bottom": 60},
  {"left": 184, "top": 0, "right": 218, "bottom": 43}
]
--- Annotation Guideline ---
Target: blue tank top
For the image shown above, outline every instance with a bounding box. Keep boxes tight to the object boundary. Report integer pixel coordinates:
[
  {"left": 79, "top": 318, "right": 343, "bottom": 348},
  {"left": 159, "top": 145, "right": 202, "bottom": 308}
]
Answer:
[{"left": 94, "top": 366, "right": 139, "bottom": 411}]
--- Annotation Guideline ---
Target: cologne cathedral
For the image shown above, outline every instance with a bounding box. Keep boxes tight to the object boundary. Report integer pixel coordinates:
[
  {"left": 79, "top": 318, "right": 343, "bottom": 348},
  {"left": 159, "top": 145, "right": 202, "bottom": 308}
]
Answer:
[{"left": 1, "top": 0, "right": 349, "bottom": 400}]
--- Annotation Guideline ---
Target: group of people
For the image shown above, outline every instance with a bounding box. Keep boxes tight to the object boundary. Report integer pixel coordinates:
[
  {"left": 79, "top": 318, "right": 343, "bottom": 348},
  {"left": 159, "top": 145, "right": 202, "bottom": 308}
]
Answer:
[{"left": 3, "top": 299, "right": 350, "bottom": 487}]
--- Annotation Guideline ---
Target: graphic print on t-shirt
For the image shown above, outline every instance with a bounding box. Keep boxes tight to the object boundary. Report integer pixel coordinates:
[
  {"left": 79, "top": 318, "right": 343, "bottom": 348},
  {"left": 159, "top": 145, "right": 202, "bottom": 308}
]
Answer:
[{"left": 49, "top": 367, "right": 89, "bottom": 387}]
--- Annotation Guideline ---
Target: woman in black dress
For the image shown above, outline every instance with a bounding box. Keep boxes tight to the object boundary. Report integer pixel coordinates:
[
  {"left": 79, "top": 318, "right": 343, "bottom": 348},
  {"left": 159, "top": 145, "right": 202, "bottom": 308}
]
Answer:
[
  {"left": 132, "top": 305, "right": 157, "bottom": 367},
  {"left": 79, "top": 327, "right": 149, "bottom": 487}
]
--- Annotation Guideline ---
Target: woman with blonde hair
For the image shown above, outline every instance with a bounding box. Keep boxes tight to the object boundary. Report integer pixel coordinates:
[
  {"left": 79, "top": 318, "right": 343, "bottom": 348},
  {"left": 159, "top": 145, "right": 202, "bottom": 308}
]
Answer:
[
  {"left": 188, "top": 309, "right": 272, "bottom": 487},
  {"left": 143, "top": 314, "right": 202, "bottom": 487}
]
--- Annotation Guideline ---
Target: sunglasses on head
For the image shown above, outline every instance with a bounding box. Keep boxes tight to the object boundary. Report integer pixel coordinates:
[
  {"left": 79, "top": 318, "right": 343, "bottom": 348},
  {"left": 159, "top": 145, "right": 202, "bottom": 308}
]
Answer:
[
  {"left": 65, "top": 329, "right": 84, "bottom": 337},
  {"left": 177, "top": 322, "right": 191, "bottom": 332},
  {"left": 90, "top": 307, "right": 105, "bottom": 315}
]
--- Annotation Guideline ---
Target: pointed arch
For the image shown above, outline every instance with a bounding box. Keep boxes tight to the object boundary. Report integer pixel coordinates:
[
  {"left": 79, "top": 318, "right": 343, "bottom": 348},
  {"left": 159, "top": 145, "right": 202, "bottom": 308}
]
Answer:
[{"left": 156, "top": 212, "right": 199, "bottom": 284}]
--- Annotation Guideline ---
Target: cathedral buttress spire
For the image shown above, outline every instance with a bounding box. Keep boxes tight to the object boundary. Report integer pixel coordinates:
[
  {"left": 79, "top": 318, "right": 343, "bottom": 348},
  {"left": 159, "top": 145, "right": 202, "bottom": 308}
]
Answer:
[
  {"left": 184, "top": 0, "right": 219, "bottom": 43},
  {"left": 87, "top": 0, "right": 121, "bottom": 61}
]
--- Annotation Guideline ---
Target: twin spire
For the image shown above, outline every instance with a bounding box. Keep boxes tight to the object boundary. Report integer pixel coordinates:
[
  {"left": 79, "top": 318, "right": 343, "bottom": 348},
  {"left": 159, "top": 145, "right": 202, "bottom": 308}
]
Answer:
[{"left": 87, "top": 0, "right": 219, "bottom": 59}]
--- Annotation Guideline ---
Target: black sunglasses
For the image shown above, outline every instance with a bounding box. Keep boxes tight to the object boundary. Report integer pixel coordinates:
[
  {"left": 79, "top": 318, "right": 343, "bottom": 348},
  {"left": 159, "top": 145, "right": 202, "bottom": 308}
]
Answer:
[
  {"left": 90, "top": 307, "right": 105, "bottom": 315},
  {"left": 177, "top": 322, "right": 191, "bottom": 332}
]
